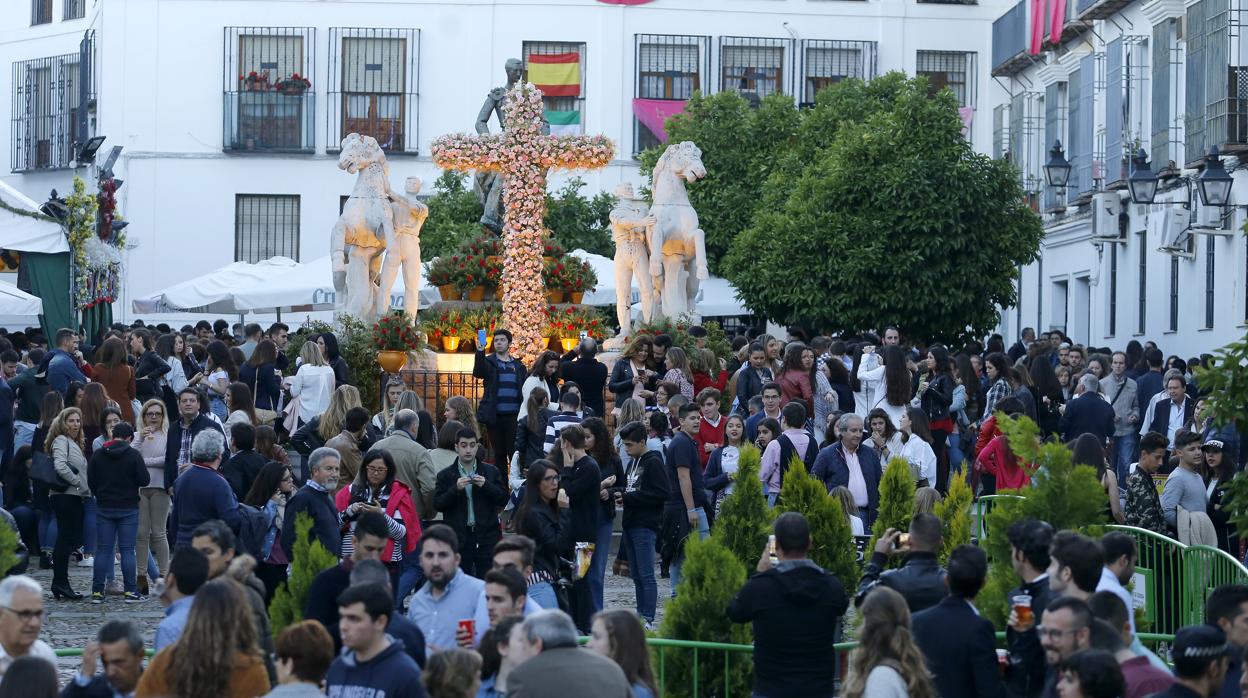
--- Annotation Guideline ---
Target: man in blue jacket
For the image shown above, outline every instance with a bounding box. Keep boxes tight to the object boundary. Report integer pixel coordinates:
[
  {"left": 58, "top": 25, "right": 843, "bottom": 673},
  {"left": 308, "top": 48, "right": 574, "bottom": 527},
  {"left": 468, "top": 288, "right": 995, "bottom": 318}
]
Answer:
[
  {"left": 169, "top": 430, "right": 240, "bottom": 547},
  {"left": 326, "top": 583, "right": 426, "bottom": 698},
  {"left": 282, "top": 447, "right": 343, "bottom": 560},
  {"left": 812, "top": 413, "right": 882, "bottom": 529},
  {"left": 43, "top": 328, "right": 86, "bottom": 395}
]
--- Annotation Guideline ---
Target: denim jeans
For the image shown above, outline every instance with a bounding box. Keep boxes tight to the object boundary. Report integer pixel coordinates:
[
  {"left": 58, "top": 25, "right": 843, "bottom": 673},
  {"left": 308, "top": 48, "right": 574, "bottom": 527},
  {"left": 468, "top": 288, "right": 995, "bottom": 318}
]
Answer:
[
  {"left": 622, "top": 527, "right": 658, "bottom": 622},
  {"left": 14, "top": 421, "right": 35, "bottom": 449},
  {"left": 527, "top": 580, "right": 558, "bottom": 610},
  {"left": 670, "top": 507, "right": 710, "bottom": 599},
  {"left": 92, "top": 508, "right": 138, "bottom": 594},
  {"left": 1111, "top": 433, "right": 1138, "bottom": 488},
  {"left": 37, "top": 506, "right": 57, "bottom": 553},
  {"left": 83, "top": 497, "right": 98, "bottom": 557},
  {"left": 589, "top": 518, "right": 614, "bottom": 611},
  {"left": 396, "top": 552, "right": 424, "bottom": 609}
]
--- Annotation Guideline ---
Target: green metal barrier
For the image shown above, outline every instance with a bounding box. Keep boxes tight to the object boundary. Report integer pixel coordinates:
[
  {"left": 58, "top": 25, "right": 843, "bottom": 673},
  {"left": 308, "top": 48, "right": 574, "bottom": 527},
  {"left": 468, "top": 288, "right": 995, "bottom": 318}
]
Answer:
[{"left": 973, "top": 493, "right": 1025, "bottom": 543}]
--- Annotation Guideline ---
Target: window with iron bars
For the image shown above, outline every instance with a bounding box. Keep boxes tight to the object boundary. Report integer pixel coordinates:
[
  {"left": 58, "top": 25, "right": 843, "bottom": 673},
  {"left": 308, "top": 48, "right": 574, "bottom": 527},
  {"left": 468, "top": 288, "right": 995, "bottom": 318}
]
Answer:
[
  {"left": 1206, "top": 236, "right": 1216, "bottom": 328},
  {"left": 223, "top": 27, "right": 316, "bottom": 153},
  {"left": 31, "top": 0, "right": 50, "bottom": 25},
  {"left": 328, "top": 28, "right": 419, "bottom": 153},
  {"left": 64, "top": 0, "right": 84, "bottom": 20},
  {"left": 235, "top": 195, "right": 300, "bottom": 263},
  {"left": 634, "top": 34, "right": 709, "bottom": 153},
  {"left": 1169, "top": 255, "right": 1179, "bottom": 332},
  {"left": 10, "top": 52, "right": 81, "bottom": 172},
  {"left": 1137, "top": 229, "right": 1147, "bottom": 334},
  {"left": 523, "top": 41, "right": 587, "bottom": 136},
  {"left": 798, "top": 39, "right": 877, "bottom": 105},
  {"left": 720, "top": 37, "right": 792, "bottom": 98},
  {"left": 916, "top": 50, "right": 977, "bottom": 108}
]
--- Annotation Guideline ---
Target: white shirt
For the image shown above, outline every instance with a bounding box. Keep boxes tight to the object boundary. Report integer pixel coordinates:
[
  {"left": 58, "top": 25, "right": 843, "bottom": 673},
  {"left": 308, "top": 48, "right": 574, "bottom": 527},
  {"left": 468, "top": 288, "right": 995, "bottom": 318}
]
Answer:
[
  {"left": 1096, "top": 566, "right": 1136, "bottom": 634},
  {"left": 845, "top": 447, "right": 868, "bottom": 508},
  {"left": 897, "top": 436, "right": 937, "bottom": 484},
  {"left": 288, "top": 364, "right": 336, "bottom": 419},
  {"left": 0, "top": 639, "right": 57, "bottom": 676},
  {"left": 1139, "top": 393, "right": 1188, "bottom": 447}
]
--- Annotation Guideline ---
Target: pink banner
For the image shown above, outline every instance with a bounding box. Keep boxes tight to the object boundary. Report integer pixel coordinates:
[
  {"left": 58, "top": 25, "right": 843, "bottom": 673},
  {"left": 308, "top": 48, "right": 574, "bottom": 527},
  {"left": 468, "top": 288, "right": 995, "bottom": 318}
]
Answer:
[
  {"left": 960, "top": 107, "right": 974, "bottom": 137},
  {"left": 632, "top": 98, "right": 688, "bottom": 144},
  {"left": 1030, "top": 0, "right": 1046, "bottom": 54},
  {"left": 1049, "top": 0, "right": 1066, "bottom": 46}
]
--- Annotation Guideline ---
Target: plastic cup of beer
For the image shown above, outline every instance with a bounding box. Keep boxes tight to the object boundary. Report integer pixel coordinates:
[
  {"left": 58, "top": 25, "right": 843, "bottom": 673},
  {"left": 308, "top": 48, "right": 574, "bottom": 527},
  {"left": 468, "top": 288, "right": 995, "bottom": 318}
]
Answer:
[{"left": 1012, "top": 595, "right": 1034, "bottom": 630}]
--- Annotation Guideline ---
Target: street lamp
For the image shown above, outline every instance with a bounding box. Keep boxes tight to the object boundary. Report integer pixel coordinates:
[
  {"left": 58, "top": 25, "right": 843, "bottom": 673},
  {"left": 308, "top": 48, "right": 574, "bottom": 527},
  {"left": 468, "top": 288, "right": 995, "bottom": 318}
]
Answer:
[
  {"left": 1127, "top": 148, "right": 1158, "bottom": 205},
  {"left": 1044, "top": 140, "right": 1072, "bottom": 189},
  {"left": 1197, "top": 146, "right": 1233, "bottom": 207}
]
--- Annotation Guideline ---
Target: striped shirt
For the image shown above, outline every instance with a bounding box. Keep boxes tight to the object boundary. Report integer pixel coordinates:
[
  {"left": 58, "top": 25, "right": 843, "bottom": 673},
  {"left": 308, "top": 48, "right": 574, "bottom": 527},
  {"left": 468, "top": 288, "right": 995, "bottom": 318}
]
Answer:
[
  {"left": 544, "top": 412, "right": 583, "bottom": 453},
  {"left": 495, "top": 357, "right": 522, "bottom": 415}
]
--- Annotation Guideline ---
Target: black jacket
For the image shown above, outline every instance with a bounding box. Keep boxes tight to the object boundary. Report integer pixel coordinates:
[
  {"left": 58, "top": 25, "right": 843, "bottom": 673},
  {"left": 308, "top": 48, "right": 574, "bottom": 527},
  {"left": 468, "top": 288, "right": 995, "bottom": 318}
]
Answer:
[
  {"left": 433, "top": 460, "right": 509, "bottom": 546},
  {"left": 727, "top": 561, "right": 849, "bottom": 698},
  {"left": 473, "top": 351, "right": 526, "bottom": 425},
  {"left": 607, "top": 360, "right": 643, "bottom": 411},
  {"left": 239, "top": 362, "right": 282, "bottom": 411},
  {"left": 855, "top": 550, "right": 947, "bottom": 613},
  {"left": 164, "top": 414, "right": 226, "bottom": 486},
  {"left": 281, "top": 483, "right": 341, "bottom": 560},
  {"left": 597, "top": 453, "right": 624, "bottom": 525},
  {"left": 290, "top": 416, "right": 378, "bottom": 457},
  {"left": 59, "top": 675, "right": 123, "bottom": 698},
  {"left": 913, "top": 596, "right": 1006, "bottom": 698},
  {"left": 86, "top": 440, "right": 150, "bottom": 510},
  {"left": 513, "top": 409, "right": 554, "bottom": 474},
  {"left": 920, "top": 373, "right": 955, "bottom": 423},
  {"left": 133, "top": 350, "right": 171, "bottom": 403},
  {"left": 561, "top": 352, "right": 608, "bottom": 416},
  {"left": 1005, "top": 575, "right": 1058, "bottom": 698},
  {"left": 223, "top": 449, "right": 267, "bottom": 502},
  {"left": 518, "top": 502, "right": 572, "bottom": 579},
  {"left": 621, "top": 450, "right": 669, "bottom": 531},
  {"left": 329, "top": 356, "right": 352, "bottom": 387},
  {"left": 1059, "top": 393, "right": 1116, "bottom": 444},
  {"left": 734, "top": 366, "right": 773, "bottom": 412},
  {"left": 1148, "top": 397, "right": 1196, "bottom": 443},
  {"left": 305, "top": 563, "right": 351, "bottom": 651},
  {"left": 562, "top": 455, "right": 602, "bottom": 542}
]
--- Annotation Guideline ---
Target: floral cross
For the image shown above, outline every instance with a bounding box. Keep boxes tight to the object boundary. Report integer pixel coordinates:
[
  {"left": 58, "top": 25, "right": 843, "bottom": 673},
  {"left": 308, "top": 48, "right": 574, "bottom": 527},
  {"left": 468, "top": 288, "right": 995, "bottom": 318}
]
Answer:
[{"left": 431, "top": 83, "right": 613, "bottom": 364}]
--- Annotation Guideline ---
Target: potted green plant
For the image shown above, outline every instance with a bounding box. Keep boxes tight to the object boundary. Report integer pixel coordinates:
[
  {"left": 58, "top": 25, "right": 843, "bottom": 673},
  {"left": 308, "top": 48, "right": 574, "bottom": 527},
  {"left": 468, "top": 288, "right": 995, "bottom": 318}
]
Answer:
[
  {"left": 240, "top": 71, "right": 268, "bottom": 91},
  {"left": 423, "top": 308, "right": 466, "bottom": 353},
  {"left": 543, "top": 259, "right": 566, "bottom": 303},
  {"left": 426, "top": 257, "right": 459, "bottom": 301},
  {"left": 563, "top": 257, "right": 598, "bottom": 304},
  {"left": 372, "top": 311, "right": 422, "bottom": 373}
]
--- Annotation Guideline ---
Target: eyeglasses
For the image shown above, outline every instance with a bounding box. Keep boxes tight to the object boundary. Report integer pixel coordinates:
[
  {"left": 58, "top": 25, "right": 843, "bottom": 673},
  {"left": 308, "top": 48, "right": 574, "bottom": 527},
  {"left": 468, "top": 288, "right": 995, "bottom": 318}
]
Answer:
[
  {"left": 1, "top": 607, "right": 43, "bottom": 622},
  {"left": 365, "top": 467, "right": 388, "bottom": 475},
  {"left": 144, "top": 411, "right": 163, "bottom": 418}
]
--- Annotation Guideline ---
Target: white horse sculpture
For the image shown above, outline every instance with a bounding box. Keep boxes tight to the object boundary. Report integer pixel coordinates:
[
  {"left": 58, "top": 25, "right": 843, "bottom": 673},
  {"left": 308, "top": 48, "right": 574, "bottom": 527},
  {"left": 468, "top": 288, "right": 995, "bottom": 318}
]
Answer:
[
  {"left": 648, "top": 141, "right": 708, "bottom": 320},
  {"left": 331, "top": 133, "right": 393, "bottom": 319}
]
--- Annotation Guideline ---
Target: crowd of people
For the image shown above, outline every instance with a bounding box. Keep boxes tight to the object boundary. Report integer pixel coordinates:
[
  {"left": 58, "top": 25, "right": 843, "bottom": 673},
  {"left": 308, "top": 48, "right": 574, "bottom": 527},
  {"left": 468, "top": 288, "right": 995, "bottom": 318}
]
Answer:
[{"left": 0, "top": 316, "right": 1237, "bottom": 698}]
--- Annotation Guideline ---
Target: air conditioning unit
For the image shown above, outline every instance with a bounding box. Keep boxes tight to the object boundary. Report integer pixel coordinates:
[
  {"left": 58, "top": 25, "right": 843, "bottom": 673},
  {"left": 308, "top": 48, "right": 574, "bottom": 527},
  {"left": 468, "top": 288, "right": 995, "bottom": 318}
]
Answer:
[
  {"left": 1091, "top": 192, "right": 1126, "bottom": 243},
  {"left": 1158, "top": 207, "right": 1195, "bottom": 258},
  {"left": 1190, "top": 201, "right": 1234, "bottom": 236}
]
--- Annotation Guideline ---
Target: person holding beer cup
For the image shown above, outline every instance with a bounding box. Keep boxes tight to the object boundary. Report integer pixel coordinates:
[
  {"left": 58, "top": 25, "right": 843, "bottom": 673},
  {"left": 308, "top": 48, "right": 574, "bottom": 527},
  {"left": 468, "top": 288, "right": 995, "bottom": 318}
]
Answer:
[{"left": 1003, "top": 519, "right": 1058, "bottom": 698}]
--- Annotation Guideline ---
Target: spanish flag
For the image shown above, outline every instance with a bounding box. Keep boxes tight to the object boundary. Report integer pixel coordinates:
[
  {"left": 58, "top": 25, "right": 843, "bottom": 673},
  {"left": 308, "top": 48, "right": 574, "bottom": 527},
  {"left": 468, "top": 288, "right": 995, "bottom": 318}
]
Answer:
[{"left": 528, "top": 52, "right": 581, "bottom": 97}]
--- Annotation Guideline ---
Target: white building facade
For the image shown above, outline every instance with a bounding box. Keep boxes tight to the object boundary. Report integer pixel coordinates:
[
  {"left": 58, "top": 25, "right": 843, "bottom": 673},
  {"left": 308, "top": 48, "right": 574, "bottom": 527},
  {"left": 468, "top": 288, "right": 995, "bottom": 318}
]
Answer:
[
  {"left": 1, "top": 0, "right": 1009, "bottom": 322},
  {"left": 989, "top": 0, "right": 1248, "bottom": 357}
]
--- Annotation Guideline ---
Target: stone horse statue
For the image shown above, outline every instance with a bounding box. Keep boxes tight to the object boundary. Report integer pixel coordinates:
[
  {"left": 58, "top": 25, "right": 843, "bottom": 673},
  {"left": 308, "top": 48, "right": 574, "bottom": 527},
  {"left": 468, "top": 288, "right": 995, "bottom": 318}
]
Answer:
[
  {"left": 648, "top": 141, "right": 708, "bottom": 320},
  {"left": 331, "top": 133, "right": 393, "bottom": 319}
]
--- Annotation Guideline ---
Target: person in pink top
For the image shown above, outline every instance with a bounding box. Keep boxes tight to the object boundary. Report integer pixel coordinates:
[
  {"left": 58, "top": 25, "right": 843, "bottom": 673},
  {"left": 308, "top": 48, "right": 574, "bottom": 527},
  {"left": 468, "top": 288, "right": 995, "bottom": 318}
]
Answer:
[{"left": 760, "top": 402, "right": 818, "bottom": 506}]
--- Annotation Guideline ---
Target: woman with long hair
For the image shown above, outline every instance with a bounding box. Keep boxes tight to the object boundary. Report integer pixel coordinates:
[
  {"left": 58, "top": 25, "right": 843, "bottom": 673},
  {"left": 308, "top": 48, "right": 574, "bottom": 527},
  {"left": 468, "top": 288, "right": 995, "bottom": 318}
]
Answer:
[
  {"left": 691, "top": 348, "right": 728, "bottom": 397},
  {"left": 1055, "top": 649, "right": 1125, "bottom": 698},
  {"left": 867, "top": 407, "right": 904, "bottom": 464},
  {"left": 31, "top": 392, "right": 63, "bottom": 568},
  {"left": 254, "top": 425, "right": 289, "bottom": 467},
  {"left": 898, "top": 407, "right": 937, "bottom": 488},
  {"left": 608, "top": 335, "right": 653, "bottom": 408},
  {"left": 131, "top": 328, "right": 171, "bottom": 405},
  {"left": 173, "top": 332, "right": 204, "bottom": 388},
  {"left": 871, "top": 344, "right": 912, "bottom": 429},
  {"left": 422, "top": 648, "right": 481, "bottom": 698},
  {"left": 706, "top": 414, "right": 747, "bottom": 512},
  {"left": 1205, "top": 440, "right": 1238, "bottom": 554},
  {"left": 204, "top": 340, "right": 237, "bottom": 420},
  {"left": 777, "top": 343, "right": 814, "bottom": 417},
  {"left": 47, "top": 407, "right": 89, "bottom": 599},
  {"left": 1029, "top": 355, "right": 1064, "bottom": 436},
  {"left": 913, "top": 486, "right": 942, "bottom": 515},
  {"left": 65, "top": 381, "right": 86, "bottom": 410},
  {"left": 917, "top": 345, "right": 955, "bottom": 492},
  {"left": 1069, "top": 433, "right": 1123, "bottom": 523},
  {"left": 244, "top": 462, "right": 296, "bottom": 601},
  {"left": 0, "top": 656, "right": 59, "bottom": 698},
  {"left": 758, "top": 333, "right": 783, "bottom": 375},
  {"left": 291, "top": 384, "right": 365, "bottom": 456},
  {"left": 851, "top": 344, "right": 879, "bottom": 419},
  {"left": 335, "top": 449, "right": 418, "bottom": 578},
  {"left": 288, "top": 340, "right": 336, "bottom": 426},
  {"left": 477, "top": 615, "right": 523, "bottom": 697},
  {"left": 89, "top": 406, "right": 123, "bottom": 453},
  {"left": 92, "top": 337, "right": 136, "bottom": 424},
  {"left": 755, "top": 417, "right": 780, "bottom": 453},
  {"left": 512, "top": 387, "right": 552, "bottom": 493},
  {"left": 224, "top": 382, "right": 258, "bottom": 439},
  {"left": 513, "top": 459, "right": 569, "bottom": 611},
  {"left": 816, "top": 358, "right": 848, "bottom": 435},
  {"left": 522, "top": 350, "right": 562, "bottom": 408},
  {"left": 843, "top": 587, "right": 936, "bottom": 698},
  {"left": 830, "top": 485, "right": 865, "bottom": 535},
  {"left": 981, "top": 352, "right": 1013, "bottom": 419},
  {"left": 372, "top": 379, "right": 408, "bottom": 434},
  {"left": 240, "top": 339, "right": 282, "bottom": 413},
  {"left": 79, "top": 383, "right": 112, "bottom": 457},
  {"left": 136, "top": 398, "right": 169, "bottom": 591},
  {"left": 587, "top": 610, "right": 659, "bottom": 698},
  {"left": 582, "top": 417, "right": 621, "bottom": 613},
  {"left": 614, "top": 397, "right": 647, "bottom": 461},
  {"left": 316, "top": 332, "right": 353, "bottom": 387},
  {"left": 661, "top": 347, "right": 695, "bottom": 400},
  {"left": 948, "top": 353, "right": 980, "bottom": 473},
  {"left": 137, "top": 579, "right": 270, "bottom": 698},
  {"left": 154, "top": 333, "right": 189, "bottom": 394},
  {"left": 443, "top": 396, "right": 486, "bottom": 462}
]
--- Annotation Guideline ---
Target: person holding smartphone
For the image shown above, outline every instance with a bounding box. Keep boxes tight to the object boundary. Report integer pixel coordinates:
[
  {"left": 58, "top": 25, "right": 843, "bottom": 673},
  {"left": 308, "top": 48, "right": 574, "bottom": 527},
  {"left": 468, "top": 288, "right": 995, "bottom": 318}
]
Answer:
[{"left": 472, "top": 329, "right": 526, "bottom": 467}]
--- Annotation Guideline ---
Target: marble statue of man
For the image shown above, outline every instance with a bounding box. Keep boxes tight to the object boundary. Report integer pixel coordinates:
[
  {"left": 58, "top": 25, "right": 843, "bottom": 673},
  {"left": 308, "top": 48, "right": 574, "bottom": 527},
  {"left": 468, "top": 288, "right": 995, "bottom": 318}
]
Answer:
[
  {"left": 607, "top": 183, "right": 657, "bottom": 347},
  {"left": 375, "top": 176, "right": 428, "bottom": 318},
  {"left": 474, "top": 58, "right": 548, "bottom": 233}
]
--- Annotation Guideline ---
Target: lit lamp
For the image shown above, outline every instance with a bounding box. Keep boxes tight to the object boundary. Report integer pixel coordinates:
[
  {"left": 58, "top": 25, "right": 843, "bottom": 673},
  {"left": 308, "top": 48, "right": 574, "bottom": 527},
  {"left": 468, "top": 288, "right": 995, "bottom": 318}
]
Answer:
[
  {"left": 1044, "top": 140, "right": 1072, "bottom": 189},
  {"left": 1127, "top": 148, "right": 1158, "bottom": 204},
  {"left": 1197, "top": 146, "right": 1233, "bottom": 207}
]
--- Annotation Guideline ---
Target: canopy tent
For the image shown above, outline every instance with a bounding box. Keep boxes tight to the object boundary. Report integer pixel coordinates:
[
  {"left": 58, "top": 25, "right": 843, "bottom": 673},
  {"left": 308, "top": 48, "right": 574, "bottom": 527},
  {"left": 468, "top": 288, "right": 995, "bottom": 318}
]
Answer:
[
  {"left": 0, "top": 279, "right": 44, "bottom": 317},
  {"left": 0, "top": 181, "right": 72, "bottom": 338},
  {"left": 132, "top": 257, "right": 303, "bottom": 315},
  {"left": 631, "top": 274, "right": 749, "bottom": 318},
  {"left": 569, "top": 249, "right": 627, "bottom": 306},
  {"left": 231, "top": 255, "right": 442, "bottom": 312}
]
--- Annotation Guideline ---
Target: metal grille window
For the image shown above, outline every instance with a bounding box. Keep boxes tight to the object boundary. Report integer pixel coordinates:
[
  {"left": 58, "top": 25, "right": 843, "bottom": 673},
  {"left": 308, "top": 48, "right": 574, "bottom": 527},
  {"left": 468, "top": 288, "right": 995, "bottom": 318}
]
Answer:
[
  {"left": 1169, "top": 255, "right": 1179, "bottom": 331},
  {"left": 1069, "top": 54, "right": 1096, "bottom": 196},
  {"left": 798, "top": 40, "right": 877, "bottom": 105},
  {"left": 634, "top": 34, "right": 709, "bottom": 153},
  {"left": 1010, "top": 91, "right": 1043, "bottom": 196},
  {"left": 327, "top": 28, "right": 419, "bottom": 153},
  {"left": 916, "top": 50, "right": 976, "bottom": 107},
  {"left": 223, "top": 27, "right": 316, "bottom": 153},
  {"left": 10, "top": 51, "right": 81, "bottom": 172},
  {"left": 64, "top": 0, "right": 83, "bottom": 20},
  {"left": 1152, "top": 20, "right": 1181, "bottom": 169},
  {"left": 1206, "top": 237, "right": 1216, "bottom": 328},
  {"left": 719, "top": 37, "right": 792, "bottom": 98},
  {"left": 1108, "top": 215, "right": 1125, "bottom": 337},
  {"left": 1106, "top": 38, "right": 1128, "bottom": 184},
  {"left": 993, "top": 103, "right": 1009, "bottom": 159},
  {"left": 1044, "top": 81, "right": 1069, "bottom": 211},
  {"left": 1200, "top": 0, "right": 1248, "bottom": 154},
  {"left": 31, "top": 0, "right": 50, "bottom": 25},
  {"left": 523, "top": 41, "right": 587, "bottom": 135},
  {"left": 1138, "top": 229, "right": 1147, "bottom": 334},
  {"left": 235, "top": 195, "right": 300, "bottom": 263},
  {"left": 1187, "top": 1, "right": 1208, "bottom": 164}
]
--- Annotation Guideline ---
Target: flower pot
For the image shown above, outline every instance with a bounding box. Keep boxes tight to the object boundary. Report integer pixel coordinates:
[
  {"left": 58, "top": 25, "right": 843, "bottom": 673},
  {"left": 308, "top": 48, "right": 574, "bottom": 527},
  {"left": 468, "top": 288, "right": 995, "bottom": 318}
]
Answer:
[
  {"left": 282, "top": 87, "right": 306, "bottom": 96},
  {"left": 438, "top": 284, "right": 459, "bottom": 301},
  {"left": 559, "top": 337, "right": 579, "bottom": 352},
  {"left": 545, "top": 290, "right": 565, "bottom": 304},
  {"left": 377, "top": 350, "right": 407, "bottom": 373},
  {"left": 467, "top": 285, "right": 486, "bottom": 302},
  {"left": 440, "top": 336, "right": 461, "bottom": 352},
  {"left": 568, "top": 291, "right": 584, "bottom": 304}
]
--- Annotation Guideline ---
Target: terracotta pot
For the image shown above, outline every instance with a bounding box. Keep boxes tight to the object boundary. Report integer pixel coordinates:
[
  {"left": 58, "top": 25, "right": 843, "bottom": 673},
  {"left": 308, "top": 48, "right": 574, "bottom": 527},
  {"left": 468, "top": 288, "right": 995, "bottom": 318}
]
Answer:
[
  {"left": 377, "top": 350, "right": 407, "bottom": 373},
  {"left": 568, "top": 291, "right": 584, "bottom": 304},
  {"left": 559, "top": 337, "right": 579, "bottom": 352},
  {"left": 440, "top": 336, "right": 461, "bottom": 352},
  {"left": 467, "top": 285, "right": 486, "bottom": 302},
  {"left": 546, "top": 290, "right": 565, "bottom": 304},
  {"left": 438, "top": 284, "right": 459, "bottom": 301}
]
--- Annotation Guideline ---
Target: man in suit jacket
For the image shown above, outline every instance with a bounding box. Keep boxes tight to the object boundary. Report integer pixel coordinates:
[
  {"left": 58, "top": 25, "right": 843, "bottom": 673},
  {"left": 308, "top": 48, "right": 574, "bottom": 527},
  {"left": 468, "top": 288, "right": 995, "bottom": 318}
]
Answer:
[
  {"left": 508, "top": 609, "right": 632, "bottom": 698},
  {"left": 913, "top": 545, "right": 1006, "bottom": 698},
  {"left": 281, "top": 446, "right": 343, "bottom": 560},
  {"left": 433, "top": 427, "right": 509, "bottom": 578},
  {"left": 1059, "top": 374, "right": 1116, "bottom": 444},
  {"left": 1141, "top": 370, "right": 1196, "bottom": 452},
  {"left": 61, "top": 620, "right": 145, "bottom": 698},
  {"left": 811, "top": 413, "right": 882, "bottom": 527},
  {"left": 560, "top": 339, "right": 608, "bottom": 417},
  {"left": 164, "top": 387, "right": 226, "bottom": 487}
]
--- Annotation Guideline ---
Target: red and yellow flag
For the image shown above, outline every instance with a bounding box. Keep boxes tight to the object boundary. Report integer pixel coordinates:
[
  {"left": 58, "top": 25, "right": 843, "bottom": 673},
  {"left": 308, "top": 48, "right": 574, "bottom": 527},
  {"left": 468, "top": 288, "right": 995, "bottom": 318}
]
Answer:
[{"left": 528, "top": 52, "right": 581, "bottom": 97}]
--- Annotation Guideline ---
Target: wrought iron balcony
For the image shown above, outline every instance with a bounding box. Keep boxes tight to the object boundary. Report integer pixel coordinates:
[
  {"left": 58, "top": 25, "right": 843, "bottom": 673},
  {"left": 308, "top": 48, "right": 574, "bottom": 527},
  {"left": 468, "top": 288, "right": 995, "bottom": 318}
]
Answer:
[
  {"left": 992, "top": 2, "right": 1031, "bottom": 76},
  {"left": 223, "top": 90, "right": 315, "bottom": 153}
]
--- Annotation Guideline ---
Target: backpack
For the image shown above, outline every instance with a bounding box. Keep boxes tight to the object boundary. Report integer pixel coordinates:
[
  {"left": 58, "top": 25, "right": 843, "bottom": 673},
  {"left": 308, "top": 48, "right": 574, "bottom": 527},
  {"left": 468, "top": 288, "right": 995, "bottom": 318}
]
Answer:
[
  {"left": 776, "top": 432, "right": 818, "bottom": 488},
  {"left": 235, "top": 503, "right": 270, "bottom": 559}
]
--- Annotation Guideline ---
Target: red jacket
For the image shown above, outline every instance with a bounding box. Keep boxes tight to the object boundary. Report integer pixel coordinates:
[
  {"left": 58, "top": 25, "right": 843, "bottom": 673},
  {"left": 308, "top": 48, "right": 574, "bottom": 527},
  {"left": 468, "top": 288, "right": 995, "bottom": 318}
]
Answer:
[
  {"left": 975, "top": 435, "right": 1032, "bottom": 491},
  {"left": 334, "top": 479, "right": 420, "bottom": 559},
  {"left": 778, "top": 369, "right": 814, "bottom": 416},
  {"left": 695, "top": 415, "right": 727, "bottom": 469},
  {"left": 693, "top": 370, "right": 728, "bottom": 396}
]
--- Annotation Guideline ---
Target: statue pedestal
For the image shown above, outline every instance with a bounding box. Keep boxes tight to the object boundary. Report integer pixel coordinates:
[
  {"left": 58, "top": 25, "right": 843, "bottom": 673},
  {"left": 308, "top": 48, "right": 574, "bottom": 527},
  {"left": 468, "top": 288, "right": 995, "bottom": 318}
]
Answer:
[{"left": 597, "top": 350, "right": 623, "bottom": 373}]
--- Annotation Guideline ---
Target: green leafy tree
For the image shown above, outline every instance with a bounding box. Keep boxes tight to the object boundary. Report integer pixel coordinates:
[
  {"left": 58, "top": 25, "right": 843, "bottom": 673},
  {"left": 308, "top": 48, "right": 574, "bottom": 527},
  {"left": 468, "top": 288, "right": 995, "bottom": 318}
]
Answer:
[
  {"left": 712, "top": 444, "right": 774, "bottom": 571},
  {"left": 722, "top": 74, "right": 1043, "bottom": 344},
  {"left": 0, "top": 520, "right": 20, "bottom": 578},
  {"left": 778, "top": 457, "right": 859, "bottom": 588},
  {"left": 638, "top": 91, "right": 800, "bottom": 275},
  {"left": 284, "top": 316, "right": 381, "bottom": 409},
  {"left": 867, "top": 457, "right": 917, "bottom": 559},
  {"left": 1193, "top": 334, "right": 1248, "bottom": 534},
  {"left": 934, "top": 474, "right": 973, "bottom": 564},
  {"left": 545, "top": 177, "right": 615, "bottom": 257},
  {"left": 270, "top": 513, "right": 339, "bottom": 635},
  {"left": 421, "top": 171, "right": 484, "bottom": 259},
  {"left": 659, "top": 536, "right": 753, "bottom": 697}
]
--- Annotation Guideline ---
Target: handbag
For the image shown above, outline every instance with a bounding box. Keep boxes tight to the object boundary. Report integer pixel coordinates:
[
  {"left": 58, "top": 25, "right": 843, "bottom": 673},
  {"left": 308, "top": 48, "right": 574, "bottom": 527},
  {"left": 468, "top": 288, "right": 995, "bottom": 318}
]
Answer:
[
  {"left": 30, "top": 451, "right": 72, "bottom": 493},
  {"left": 570, "top": 541, "right": 596, "bottom": 581},
  {"left": 252, "top": 369, "right": 278, "bottom": 426}
]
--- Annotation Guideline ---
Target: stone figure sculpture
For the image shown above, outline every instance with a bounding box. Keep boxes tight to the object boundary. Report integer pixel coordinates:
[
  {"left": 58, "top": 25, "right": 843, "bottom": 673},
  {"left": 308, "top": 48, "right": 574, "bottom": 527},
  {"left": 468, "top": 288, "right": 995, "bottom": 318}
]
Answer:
[
  {"left": 648, "top": 141, "right": 708, "bottom": 320},
  {"left": 331, "top": 133, "right": 393, "bottom": 319},
  {"left": 376, "top": 176, "right": 428, "bottom": 318},
  {"left": 604, "top": 183, "right": 656, "bottom": 349},
  {"left": 474, "top": 58, "right": 548, "bottom": 233}
]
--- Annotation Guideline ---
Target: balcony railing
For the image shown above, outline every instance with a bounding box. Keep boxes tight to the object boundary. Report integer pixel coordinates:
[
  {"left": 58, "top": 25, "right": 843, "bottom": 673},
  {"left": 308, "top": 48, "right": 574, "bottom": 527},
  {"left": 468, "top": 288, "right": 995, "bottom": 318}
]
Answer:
[
  {"left": 992, "top": 2, "right": 1031, "bottom": 76},
  {"left": 1076, "top": 0, "right": 1133, "bottom": 20},
  {"left": 223, "top": 91, "right": 315, "bottom": 153}
]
